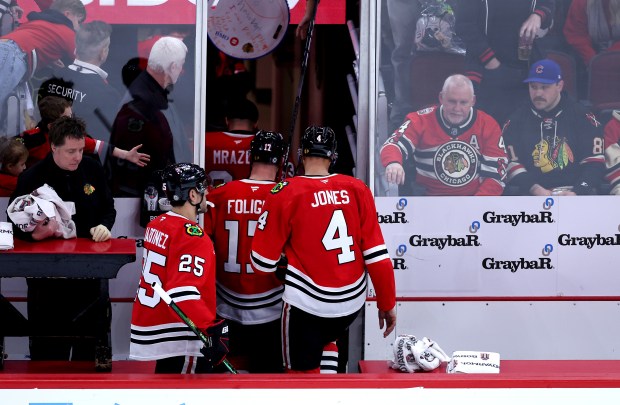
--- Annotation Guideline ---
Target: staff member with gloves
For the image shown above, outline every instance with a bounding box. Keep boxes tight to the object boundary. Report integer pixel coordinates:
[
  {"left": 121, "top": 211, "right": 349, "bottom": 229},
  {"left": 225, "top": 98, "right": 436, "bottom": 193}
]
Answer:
[
  {"left": 503, "top": 59, "right": 606, "bottom": 196},
  {"left": 9, "top": 116, "right": 116, "bottom": 368}
]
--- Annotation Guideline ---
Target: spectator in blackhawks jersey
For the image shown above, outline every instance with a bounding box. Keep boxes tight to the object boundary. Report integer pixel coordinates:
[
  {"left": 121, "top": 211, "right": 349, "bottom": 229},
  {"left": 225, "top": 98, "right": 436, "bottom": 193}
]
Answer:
[
  {"left": 502, "top": 59, "right": 606, "bottom": 196},
  {"left": 129, "top": 163, "right": 229, "bottom": 374},
  {"left": 603, "top": 110, "right": 620, "bottom": 194},
  {"left": 204, "top": 98, "right": 259, "bottom": 186},
  {"left": 204, "top": 130, "right": 286, "bottom": 373},
  {"left": 250, "top": 126, "right": 396, "bottom": 373},
  {"left": 380, "top": 74, "right": 508, "bottom": 196}
]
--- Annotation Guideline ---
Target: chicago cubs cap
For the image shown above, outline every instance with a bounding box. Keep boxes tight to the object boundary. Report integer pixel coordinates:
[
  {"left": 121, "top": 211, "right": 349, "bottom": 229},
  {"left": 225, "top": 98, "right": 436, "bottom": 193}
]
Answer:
[{"left": 523, "top": 59, "right": 563, "bottom": 84}]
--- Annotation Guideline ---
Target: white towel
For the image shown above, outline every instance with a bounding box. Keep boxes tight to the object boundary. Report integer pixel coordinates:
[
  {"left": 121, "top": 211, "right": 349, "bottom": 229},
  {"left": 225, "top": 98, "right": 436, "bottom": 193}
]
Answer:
[
  {"left": 0, "top": 221, "right": 14, "bottom": 250},
  {"left": 6, "top": 184, "right": 77, "bottom": 239},
  {"left": 446, "top": 351, "right": 500, "bottom": 374}
]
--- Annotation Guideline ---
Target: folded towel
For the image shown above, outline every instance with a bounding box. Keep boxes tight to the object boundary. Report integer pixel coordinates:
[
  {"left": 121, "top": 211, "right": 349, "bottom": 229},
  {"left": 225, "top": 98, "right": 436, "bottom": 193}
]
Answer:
[{"left": 0, "top": 221, "right": 14, "bottom": 250}]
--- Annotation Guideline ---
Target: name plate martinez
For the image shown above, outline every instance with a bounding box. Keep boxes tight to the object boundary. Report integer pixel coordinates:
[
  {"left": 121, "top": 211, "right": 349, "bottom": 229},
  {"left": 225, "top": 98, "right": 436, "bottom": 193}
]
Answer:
[{"left": 447, "top": 351, "right": 500, "bottom": 374}]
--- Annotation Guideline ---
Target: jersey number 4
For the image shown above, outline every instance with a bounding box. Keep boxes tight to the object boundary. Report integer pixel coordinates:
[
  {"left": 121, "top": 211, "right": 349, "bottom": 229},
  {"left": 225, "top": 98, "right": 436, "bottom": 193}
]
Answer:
[
  {"left": 323, "top": 209, "right": 355, "bottom": 264},
  {"left": 257, "top": 209, "right": 355, "bottom": 265}
]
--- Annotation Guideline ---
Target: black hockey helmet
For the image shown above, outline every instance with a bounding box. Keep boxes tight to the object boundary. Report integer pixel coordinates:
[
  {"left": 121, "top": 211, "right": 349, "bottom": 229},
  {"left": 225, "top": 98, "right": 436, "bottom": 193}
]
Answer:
[
  {"left": 161, "top": 163, "right": 208, "bottom": 205},
  {"left": 300, "top": 126, "right": 338, "bottom": 162},
  {"left": 250, "top": 130, "right": 285, "bottom": 165}
]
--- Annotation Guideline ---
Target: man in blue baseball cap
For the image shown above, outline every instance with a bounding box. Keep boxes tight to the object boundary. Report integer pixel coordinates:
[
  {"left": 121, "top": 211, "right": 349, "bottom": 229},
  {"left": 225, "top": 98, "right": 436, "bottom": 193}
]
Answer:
[
  {"left": 501, "top": 59, "right": 605, "bottom": 196},
  {"left": 522, "top": 59, "right": 564, "bottom": 112}
]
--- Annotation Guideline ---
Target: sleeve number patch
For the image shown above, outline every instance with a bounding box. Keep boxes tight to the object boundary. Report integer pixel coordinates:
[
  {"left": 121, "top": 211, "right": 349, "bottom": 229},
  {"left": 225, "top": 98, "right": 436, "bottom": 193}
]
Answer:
[
  {"left": 257, "top": 210, "right": 268, "bottom": 231},
  {"left": 179, "top": 254, "right": 205, "bottom": 277}
]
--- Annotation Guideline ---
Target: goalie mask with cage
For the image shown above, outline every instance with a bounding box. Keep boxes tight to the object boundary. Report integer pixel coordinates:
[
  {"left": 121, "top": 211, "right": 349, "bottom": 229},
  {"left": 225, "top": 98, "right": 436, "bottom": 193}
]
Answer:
[
  {"left": 251, "top": 130, "right": 285, "bottom": 165},
  {"left": 300, "top": 126, "right": 338, "bottom": 162},
  {"left": 161, "top": 163, "right": 208, "bottom": 206}
]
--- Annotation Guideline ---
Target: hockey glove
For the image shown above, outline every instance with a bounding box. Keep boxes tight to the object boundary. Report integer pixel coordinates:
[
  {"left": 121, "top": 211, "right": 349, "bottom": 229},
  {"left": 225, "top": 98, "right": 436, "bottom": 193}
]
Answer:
[
  {"left": 200, "top": 319, "right": 229, "bottom": 368},
  {"left": 411, "top": 337, "right": 450, "bottom": 371},
  {"left": 389, "top": 335, "right": 450, "bottom": 373}
]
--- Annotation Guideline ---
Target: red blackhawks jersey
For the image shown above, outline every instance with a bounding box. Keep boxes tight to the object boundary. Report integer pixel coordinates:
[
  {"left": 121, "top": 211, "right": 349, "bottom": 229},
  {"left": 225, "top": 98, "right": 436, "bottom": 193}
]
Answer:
[
  {"left": 204, "top": 179, "right": 284, "bottom": 325},
  {"left": 250, "top": 175, "right": 396, "bottom": 318},
  {"left": 130, "top": 212, "right": 217, "bottom": 360},
  {"left": 380, "top": 106, "right": 507, "bottom": 195},
  {"left": 204, "top": 131, "right": 254, "bottom": 185},
  {"left": 604, "top": 112, "right": 620, "bottom": 193}
]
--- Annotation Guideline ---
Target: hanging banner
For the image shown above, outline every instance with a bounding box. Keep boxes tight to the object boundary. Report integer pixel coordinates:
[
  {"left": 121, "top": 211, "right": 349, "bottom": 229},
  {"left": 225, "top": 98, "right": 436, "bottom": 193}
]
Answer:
[{"left": 17, "top": 0, "right": 345, "bottom": 25}]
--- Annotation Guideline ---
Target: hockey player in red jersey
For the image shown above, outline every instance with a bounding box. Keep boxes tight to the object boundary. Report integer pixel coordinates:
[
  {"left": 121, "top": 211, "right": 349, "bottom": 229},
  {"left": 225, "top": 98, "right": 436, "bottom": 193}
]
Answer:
[
  {"left": 130, "top": 163, "right": 229, "bottom": 374},
  {"left": 205, "top": 98, "right": 259, "bottom": 185},
  {"left": 204, "top": 130, "right": 286, "bottom": 373},
  {"left": 380, "top": 74, "right": 508, "bottom": 196},
  {"left": 251, "top": 126, "right": 397, "bottom": 373}
]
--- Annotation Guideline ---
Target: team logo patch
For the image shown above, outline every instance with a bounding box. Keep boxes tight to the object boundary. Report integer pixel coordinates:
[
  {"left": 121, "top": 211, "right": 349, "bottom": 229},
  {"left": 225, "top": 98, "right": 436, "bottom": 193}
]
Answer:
[
  {"left": 271, "top": 181, "right": 288, "bottom": 194},
  {"left": 185, "top": 223, "right": 204, "bottom": 237},
  {"left": 83, "top": 184, "right": 95, "bottom": 195},
  {"left": 127, "top": 118, "right": 144, "bottom": 132},
  {"left": 433, "top": 140, "right": 479, "bottom": 187},
  {"left": 532, "top": 136, "right": 574, "bottom": 172}
]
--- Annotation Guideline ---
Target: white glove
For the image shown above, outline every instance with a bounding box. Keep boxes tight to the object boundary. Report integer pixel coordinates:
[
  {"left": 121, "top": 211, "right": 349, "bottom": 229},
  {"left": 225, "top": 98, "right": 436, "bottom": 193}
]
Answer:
[
  {"left": 389, "top": 335, "right": 422, "bottom": 373},
  {"left": 90, "top": 224, "right": 111, "bottom": 242},
  {"left": 411, "top": 337, "right": 450, "bottom": 371}
]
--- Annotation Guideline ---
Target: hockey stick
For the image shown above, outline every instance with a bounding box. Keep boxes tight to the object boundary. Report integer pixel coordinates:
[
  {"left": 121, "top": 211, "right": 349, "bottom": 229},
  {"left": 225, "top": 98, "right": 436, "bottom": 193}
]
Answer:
[
  {"left": 281, "top": 0, "right": 320, "bottom": 180},
  {"left": 151, "top": 282, "right": 238, "bottom": 374}
]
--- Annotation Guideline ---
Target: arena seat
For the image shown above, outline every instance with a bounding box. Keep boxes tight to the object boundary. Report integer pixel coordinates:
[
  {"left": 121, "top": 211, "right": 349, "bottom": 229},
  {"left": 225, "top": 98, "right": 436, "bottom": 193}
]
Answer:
[
  {"left": 410, "top": 52, "right": 465, "bottom": 111},
  {"left": 546, "top": 50, "right": 578, "bottom": 100},
  {"left": 588, "top": 50, "right": 620, "bottom": 113}
]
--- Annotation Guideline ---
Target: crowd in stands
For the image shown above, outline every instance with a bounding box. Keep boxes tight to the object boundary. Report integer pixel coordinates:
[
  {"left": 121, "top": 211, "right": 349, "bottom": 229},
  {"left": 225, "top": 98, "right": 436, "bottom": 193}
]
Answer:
[
  {"left": 0, "top": 0, "right": 198, "bottom": 372},
  {"left": 380, "top": 0, "right": 620, "bottom": 196},
  {"left": 0, "top": 0, "right": 196, "bottom": 203}
]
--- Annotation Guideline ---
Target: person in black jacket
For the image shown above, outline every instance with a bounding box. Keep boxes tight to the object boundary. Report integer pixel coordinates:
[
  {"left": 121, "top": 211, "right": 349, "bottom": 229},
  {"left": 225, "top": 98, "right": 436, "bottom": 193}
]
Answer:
[
  {"left": 52, "top": 20, "right": 122, "bottom": 149},
  {"left": 455, "top": 0, "right": 555, "bottom": 124},
  {"left": 9, "top": 116, "right": 116, "bottom": 367},
  {"left": 502, "top": 59, "right": 605, "bottom": 196},
  {"left": 107, "top": 36, "right": 187, "bottom": 198}
]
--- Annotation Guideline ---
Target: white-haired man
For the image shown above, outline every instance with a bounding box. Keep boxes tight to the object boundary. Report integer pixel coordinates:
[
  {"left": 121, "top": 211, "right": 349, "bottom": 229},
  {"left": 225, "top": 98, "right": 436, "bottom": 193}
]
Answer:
[
  {"left": 380, "top": 74, "right": 508, "bottom": 196},
  {"left": 108, "top": 36, "right": 188, "bottom": 199}
]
